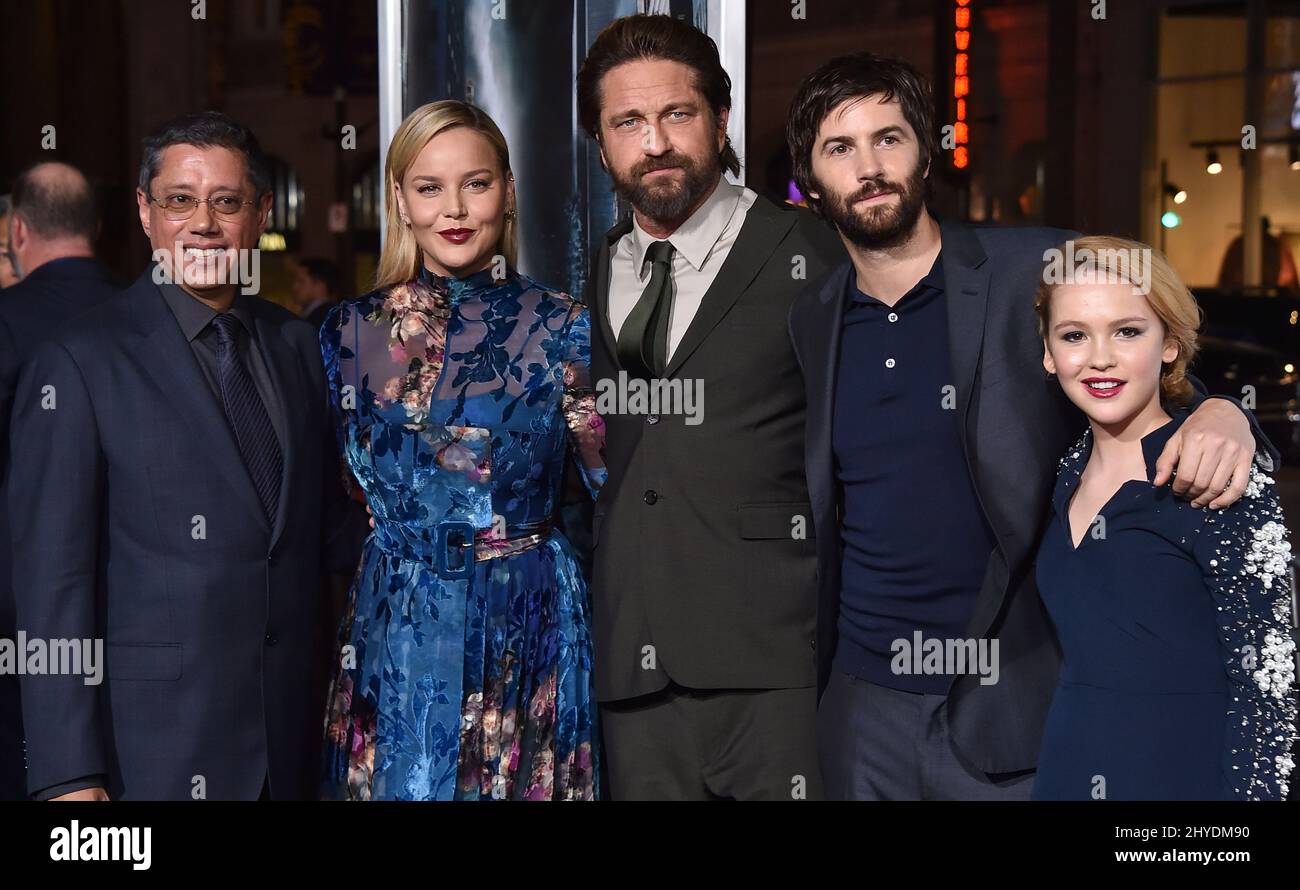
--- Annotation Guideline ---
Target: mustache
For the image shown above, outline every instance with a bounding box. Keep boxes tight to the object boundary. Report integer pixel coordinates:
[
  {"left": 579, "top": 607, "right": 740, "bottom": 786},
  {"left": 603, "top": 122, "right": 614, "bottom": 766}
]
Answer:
[
  {"left": 845, "top": 179, "right": 904, "bottom": 204},
  {"left": 631, "top": 153, "right": 695, "bottom": 178}
]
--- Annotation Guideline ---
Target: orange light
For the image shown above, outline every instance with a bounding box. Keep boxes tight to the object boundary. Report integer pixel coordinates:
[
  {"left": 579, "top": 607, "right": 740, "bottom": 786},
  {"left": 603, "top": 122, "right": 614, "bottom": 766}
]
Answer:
[{"left": 954, "top": 2, "right": 972, "bottom": 171}]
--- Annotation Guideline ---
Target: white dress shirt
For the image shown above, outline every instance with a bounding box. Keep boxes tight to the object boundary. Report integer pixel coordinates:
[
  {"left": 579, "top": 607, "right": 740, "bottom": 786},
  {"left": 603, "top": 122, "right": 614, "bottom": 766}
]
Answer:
[{"left": 608, "top": 176, "right": 758, "bottom": 361}]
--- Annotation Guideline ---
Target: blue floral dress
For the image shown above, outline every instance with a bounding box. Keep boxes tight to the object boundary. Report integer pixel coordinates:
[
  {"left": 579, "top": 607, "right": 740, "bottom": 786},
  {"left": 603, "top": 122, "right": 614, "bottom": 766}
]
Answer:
[{"left": 319, "top": 265, "right": 606, "bottom": 800}]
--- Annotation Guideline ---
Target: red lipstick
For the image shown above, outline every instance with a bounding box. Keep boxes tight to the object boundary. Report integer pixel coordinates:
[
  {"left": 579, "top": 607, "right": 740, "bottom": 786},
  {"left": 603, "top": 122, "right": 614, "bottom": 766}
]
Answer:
[{"left": 438, "top": 228, "right": 475, "bottom": 244}]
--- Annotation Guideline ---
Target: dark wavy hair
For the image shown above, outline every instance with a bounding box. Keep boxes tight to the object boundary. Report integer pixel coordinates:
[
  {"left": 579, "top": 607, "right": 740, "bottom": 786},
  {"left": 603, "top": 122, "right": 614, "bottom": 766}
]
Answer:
[
  {"left": 787, "top": 52, "right": 936, "bottom": 218},
  {"left": 577, "top": 14, "right": 740, "bottom": 178}
]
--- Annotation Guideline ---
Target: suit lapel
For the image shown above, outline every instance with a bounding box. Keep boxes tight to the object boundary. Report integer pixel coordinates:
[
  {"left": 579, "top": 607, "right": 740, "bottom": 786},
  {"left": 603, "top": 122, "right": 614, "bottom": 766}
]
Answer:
[
  {"left": 806, "top": 262, "right": 852, "bottom": 528},
  {"left": 130, "top": 273, "right": 270, "bottom": 533},
  {"left": 939, "top": 221, "right": 991, "bottom": 444},
  {"left": 253, "top": 310, "right": 298, "bottom": 551},
  {"left": 663, "top": 197, "right": 796, "bottom": 378},
  {"left": 590, "top": 219, "right": 631, "bottom": 362},
  {"left": 940, "top": 223, "right": 1028, "bottom": 640}
]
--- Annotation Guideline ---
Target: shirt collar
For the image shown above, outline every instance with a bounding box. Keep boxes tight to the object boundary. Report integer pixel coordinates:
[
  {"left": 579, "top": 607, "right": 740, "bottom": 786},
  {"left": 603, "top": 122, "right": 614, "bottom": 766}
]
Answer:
[
  {"left": 301, "top": 297, "right": 330, "bottom": 317},
  {"left": 849, "top": 251, "right": 945, "bottom": 305},
  {"left": 416, "top": 263, "right": 516, "bottom": 303},
  {"left": 158, "top": 278, "right": 255, "bottom": 343},
  {"left": 918, "top": 252, "right": 945, "bottom": 292},
  {"left": 630, "top": 175, "right": 742, "bottom": 276},
  {"left": 1051, "top": 408, "right": 1191, "bottom": 519}
]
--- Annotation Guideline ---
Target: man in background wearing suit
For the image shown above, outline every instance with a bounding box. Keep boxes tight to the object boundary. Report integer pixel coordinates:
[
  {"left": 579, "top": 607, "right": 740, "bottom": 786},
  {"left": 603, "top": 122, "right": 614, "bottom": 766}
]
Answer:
[
  {"left": 289, "top": 256, "right": 341, "bottom": 328},
  {"left": 10, "top": 111, "right": 365, "bottom": 800},
  {"left": 785, "top": 53, "right": 1272, "bottom": 800},
  {"left": 0, "top": 162, "right": 119, "bottom": 800},
  {"left": 577, "top": 15, "right": 844, "bottom": 800}
]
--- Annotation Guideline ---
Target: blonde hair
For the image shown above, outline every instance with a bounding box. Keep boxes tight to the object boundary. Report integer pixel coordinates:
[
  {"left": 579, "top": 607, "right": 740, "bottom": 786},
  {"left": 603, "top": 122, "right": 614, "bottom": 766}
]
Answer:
[
  {"left": 374, "top": 100, "right": 518, "bottom": 291},
  {"left": 1034, "top": 234, "right": 1201, "bottom": 405}
]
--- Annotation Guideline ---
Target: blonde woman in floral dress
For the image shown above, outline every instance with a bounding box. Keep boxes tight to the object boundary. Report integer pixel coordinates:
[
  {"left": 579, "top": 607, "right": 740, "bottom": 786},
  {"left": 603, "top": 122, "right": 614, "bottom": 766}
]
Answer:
[{"left": 320, "top": 100, "right": 605, "bottom": 800}]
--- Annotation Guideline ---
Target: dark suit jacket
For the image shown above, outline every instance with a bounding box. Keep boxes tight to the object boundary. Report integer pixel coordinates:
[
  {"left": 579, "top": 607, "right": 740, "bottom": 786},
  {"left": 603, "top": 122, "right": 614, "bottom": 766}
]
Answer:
[
  {"left": 788, "top": 219, "right": 1278, "bottom": 774},
  {"left": 587, "top": 193, "right": 845, "bottom": 702},
  {"left": 8, "top": 267, "right": 365, "bottom": 800},
  {"left": 0, "top": 256, "right": 120, "bottom": 800}
]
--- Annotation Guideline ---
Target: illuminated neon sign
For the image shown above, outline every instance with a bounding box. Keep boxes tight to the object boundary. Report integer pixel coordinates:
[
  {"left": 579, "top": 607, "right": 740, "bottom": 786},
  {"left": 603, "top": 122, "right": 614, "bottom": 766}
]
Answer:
[{"left": 953, "top": 0, "right": 971, "bottom": 170}]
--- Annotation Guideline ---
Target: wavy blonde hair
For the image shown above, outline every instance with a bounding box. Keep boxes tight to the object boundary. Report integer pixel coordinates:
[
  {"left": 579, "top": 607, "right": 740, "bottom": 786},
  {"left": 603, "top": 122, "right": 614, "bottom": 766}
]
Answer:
[
  {"left": 374, "top": 100, "right": 518, "bottom": 291},
  {"left": 1035, "top": 235, "right": 1201, "bottom": 405}
]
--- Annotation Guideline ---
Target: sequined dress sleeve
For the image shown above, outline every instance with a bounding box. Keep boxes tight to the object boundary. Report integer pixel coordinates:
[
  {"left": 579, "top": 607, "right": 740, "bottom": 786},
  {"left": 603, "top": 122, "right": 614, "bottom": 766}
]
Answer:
[{"left": 1192, "top": 455, "right": 1298, "bottom": 800}]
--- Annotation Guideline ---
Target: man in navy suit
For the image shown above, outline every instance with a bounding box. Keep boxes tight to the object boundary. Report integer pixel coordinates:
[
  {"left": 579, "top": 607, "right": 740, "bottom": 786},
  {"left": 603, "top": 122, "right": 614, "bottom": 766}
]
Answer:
[
  {"left": 9, "top": 112, "right": 365, "bottom": 800},
  {"left": 785, "top": 53, "right": 1274, "bottom": 799},
  {"left": 0, "top": 162, "right": 120, "bottom": 800}
]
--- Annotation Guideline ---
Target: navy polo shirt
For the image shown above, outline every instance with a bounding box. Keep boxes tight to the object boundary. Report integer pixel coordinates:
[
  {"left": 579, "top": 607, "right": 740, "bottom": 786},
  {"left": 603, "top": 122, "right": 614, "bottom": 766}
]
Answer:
[{"left": 832, "top": 254, "right": 996, "bottom": 694}]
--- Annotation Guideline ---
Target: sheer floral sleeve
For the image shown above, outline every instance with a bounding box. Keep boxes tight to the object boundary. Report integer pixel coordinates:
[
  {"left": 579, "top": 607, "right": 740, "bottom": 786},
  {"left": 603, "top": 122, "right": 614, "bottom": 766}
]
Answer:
[
  {"left": 559, "top": 302, "right": 606, "bottom": 499},
  {"left": 1194, "top": 457, "right": 1298, "bottom": 800}
]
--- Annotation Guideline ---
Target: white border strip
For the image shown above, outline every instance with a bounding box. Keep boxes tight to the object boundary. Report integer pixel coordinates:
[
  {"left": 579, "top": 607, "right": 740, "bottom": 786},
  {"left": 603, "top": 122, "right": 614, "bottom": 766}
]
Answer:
[
  {"left": 377, "top": 0, "right": 404, "bottom": 246},
  {"left": 710, "top": 0, "right": 746, "bottom": 185}
]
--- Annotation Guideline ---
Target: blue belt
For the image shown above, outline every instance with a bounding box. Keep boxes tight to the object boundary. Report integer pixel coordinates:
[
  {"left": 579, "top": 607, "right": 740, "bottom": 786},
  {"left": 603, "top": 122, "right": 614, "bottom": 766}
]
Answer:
[{"left": 372, "top": 518, "right": 553, "bottom": 580}]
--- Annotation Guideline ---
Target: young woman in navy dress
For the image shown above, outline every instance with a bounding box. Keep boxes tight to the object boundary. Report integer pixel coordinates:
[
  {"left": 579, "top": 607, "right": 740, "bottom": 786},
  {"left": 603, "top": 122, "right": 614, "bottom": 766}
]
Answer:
[{"left": 1032, "top": 235, "right": 1296, "bottom": 800}]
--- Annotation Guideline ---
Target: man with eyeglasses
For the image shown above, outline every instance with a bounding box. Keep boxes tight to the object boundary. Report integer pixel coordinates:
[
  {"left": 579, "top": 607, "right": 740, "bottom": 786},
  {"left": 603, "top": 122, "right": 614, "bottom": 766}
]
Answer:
[
  {"left": 0, "top": 163, "right": 119, "bottom": 801},
  {"left": 8, "top": 111, "right": 367, "bottom": 800}
]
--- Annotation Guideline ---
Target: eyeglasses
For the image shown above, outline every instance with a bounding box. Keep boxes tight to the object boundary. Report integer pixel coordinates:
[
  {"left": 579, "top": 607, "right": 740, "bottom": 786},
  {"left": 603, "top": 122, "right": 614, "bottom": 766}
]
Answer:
[{"left": 148, "top": 193, "right": 256, "bottom": 220}]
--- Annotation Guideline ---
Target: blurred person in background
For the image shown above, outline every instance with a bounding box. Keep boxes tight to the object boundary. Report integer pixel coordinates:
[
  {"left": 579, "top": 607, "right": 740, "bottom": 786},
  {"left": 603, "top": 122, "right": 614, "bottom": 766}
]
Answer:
[
  {"left": 1217, "top": 216, "right": 1299, "bottom": 290},
  {"left": 0, "top": 161, "right": 119, "bottom": 801},
  {"left": 291, "top": 256, "right": 342, "bottom": 328}
]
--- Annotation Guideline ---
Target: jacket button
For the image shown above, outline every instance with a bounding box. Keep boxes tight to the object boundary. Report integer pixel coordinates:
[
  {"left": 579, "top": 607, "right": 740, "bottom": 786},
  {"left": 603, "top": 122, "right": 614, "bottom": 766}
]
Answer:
[
  {"left": 646, "top": 414, "right": 659, "bottom": 425},
  {"left": 264, "top": 633, "right": 278, "bottom": 646},
  {"left": 810, "top": 638, "right": 817, "bottom": 651},
  {"left": 643, "top": 490, "right": 658, "bottom": 505}
]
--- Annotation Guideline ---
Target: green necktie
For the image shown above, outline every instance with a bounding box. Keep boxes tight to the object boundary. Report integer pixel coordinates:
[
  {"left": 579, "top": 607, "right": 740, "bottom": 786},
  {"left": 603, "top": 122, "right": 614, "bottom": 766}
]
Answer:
[{"left": 617, "top": 239, "right": 675, "bottom": 379}]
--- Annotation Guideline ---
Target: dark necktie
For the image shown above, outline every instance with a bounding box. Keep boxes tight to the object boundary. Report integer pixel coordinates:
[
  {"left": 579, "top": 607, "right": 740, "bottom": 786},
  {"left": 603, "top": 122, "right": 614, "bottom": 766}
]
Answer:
[
  {"left": 617, "top": 239, "right": 675, "bottom": 379},
  {"left": 211, "top": 313, "right": 282, "bottom": 522}
]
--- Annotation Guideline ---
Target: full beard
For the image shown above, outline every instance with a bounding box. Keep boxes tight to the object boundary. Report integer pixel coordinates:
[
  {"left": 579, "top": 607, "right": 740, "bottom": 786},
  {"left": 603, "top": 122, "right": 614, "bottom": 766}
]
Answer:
[
  {"left": 818, "top": 160, "right": 928, "bottom": 251},
  {"left": 611, "top": 148, "right": 721, "bottom": 226}
]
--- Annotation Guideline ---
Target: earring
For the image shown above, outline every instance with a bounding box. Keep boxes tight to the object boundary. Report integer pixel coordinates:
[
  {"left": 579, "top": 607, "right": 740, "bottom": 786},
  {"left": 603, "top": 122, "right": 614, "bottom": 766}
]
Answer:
[{"left": 505, "top": 209, "right": 517, "bottom": 221}]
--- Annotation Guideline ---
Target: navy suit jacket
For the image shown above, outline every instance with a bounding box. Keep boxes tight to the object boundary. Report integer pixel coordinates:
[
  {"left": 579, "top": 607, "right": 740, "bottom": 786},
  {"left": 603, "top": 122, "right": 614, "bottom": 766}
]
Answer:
[
  {"left": 788, "top": 219, "right": 1278, "bottom": 774},
  {"left": 8, "top": 266, "right": 365, "bottom": 800},
  {"left": 0, "top": 256, "right": 120, "bottom": 800}
]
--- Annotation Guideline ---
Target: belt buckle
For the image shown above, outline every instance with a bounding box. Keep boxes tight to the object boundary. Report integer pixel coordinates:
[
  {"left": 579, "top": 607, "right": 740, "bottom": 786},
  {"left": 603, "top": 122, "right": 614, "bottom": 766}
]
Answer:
[{"left": 434, "top": 520, "right": 476, "bottom": 580}]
